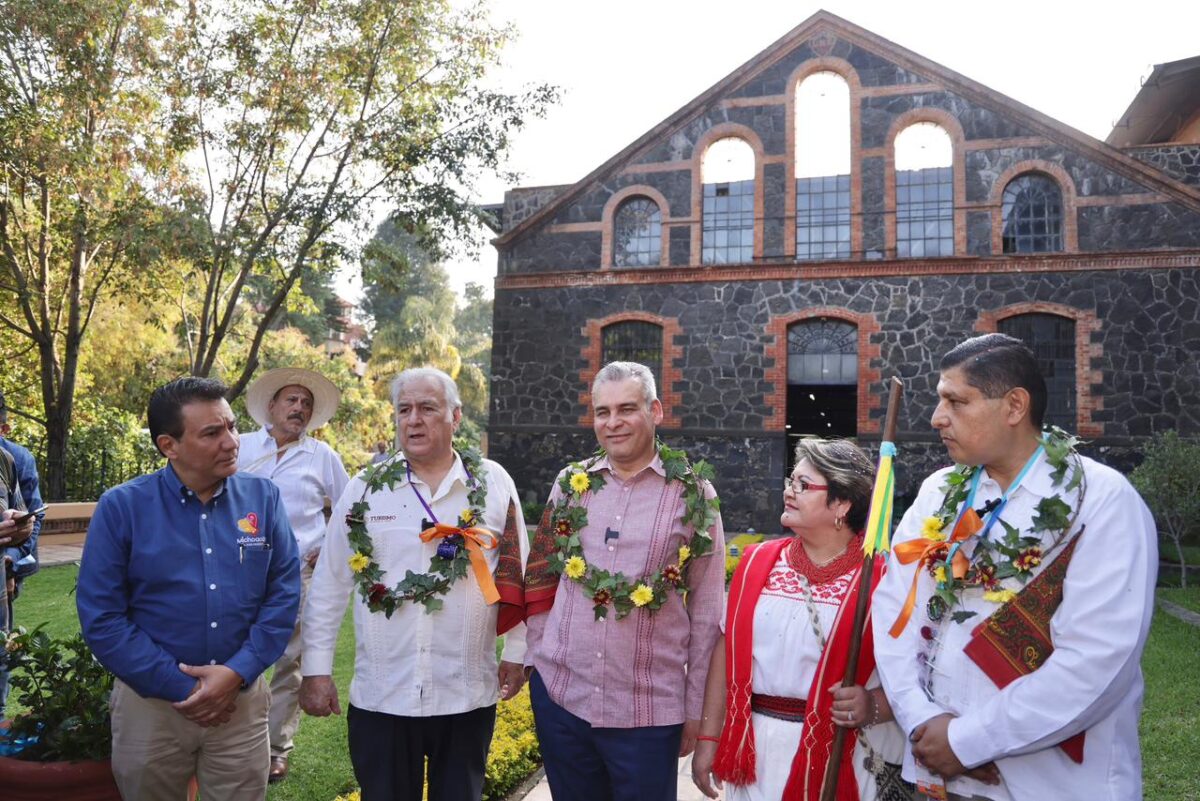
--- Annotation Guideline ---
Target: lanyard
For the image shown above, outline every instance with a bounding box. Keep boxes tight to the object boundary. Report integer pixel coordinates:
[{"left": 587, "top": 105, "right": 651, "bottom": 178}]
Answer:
[
  {"left": 405, "top": 460, "right": 475, "bottom": 526},
  {"left": 947, "top": 443, "right": 1044, "bottom": 572}
]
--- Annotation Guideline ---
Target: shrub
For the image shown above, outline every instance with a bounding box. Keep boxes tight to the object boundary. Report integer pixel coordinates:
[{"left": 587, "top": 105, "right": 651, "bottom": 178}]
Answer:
[
  {"left": 0, "top": 626, "right": 113, "bottom": 761},
  {"left": 1130, "top": 430, "right": 1200, "bottom": 588}
]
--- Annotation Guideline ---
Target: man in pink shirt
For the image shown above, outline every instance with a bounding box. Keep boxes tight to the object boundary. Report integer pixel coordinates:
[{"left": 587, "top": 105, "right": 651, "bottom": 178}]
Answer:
[{"left": 524, "top": 361, "right": 726, "bottom": 801}]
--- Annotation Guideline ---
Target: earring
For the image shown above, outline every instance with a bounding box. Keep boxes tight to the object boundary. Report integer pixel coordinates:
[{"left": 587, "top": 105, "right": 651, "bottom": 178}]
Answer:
[{"left": 834, "top": 515, "right": 845, "bottom": 530}]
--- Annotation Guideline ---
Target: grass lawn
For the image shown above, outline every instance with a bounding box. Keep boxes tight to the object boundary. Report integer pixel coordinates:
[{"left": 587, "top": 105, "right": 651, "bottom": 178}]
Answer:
[
  {"left": 8, "top": 566, "right": 1200, "bottom": 800},
  {"left": 1158, "top": 587, "right": 1200, "bottom": 615}
]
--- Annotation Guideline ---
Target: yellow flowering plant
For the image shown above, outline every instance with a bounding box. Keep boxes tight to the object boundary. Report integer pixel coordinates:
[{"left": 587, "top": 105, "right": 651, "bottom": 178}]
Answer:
[
  {"left": 348, "top": 552, "right": 371, "bottom": 573},
  {"left": 545, "top": 441, "right": 720, "bottom": 620}
]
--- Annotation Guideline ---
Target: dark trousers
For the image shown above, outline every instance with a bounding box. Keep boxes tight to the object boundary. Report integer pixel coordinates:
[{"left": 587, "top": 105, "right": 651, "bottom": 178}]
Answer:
[
  {"left": 347, "top": 703, "right": 496, "bottom": 801},
  {"left": 529, "top": 671, "right": 682, "bottom": 801}
]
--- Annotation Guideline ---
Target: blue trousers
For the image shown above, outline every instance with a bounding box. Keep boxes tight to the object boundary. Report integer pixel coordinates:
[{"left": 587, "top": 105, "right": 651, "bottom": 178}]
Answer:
[{"left": 530, "top": 671, "right": 682, "bottom": 801}]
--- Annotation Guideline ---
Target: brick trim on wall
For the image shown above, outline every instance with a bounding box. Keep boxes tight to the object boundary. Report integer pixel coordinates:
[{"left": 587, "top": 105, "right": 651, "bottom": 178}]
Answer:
[
  {"left": 599, "top": 185, "right": 673, "bottom": 269},
  {"left": 784, "top": 57, "right": 864, "bottom": 260},
  {"left": 882, "top": 108, "right": 968, "bottom": 258},
  {"left": 975, "top": 302, "right": 1104, "bottom": 437},
  {"left": 988, "top": 160, "right": 1079, "bottom": 254},
  {"left": 690, "top": 122, "right": 767, "bottom": 265},
  {"left": 578, "top": 311, "right": 683, "bottom": 428},
  {"left": 763, "top": 307, "right": 883, "bottom": 434}
]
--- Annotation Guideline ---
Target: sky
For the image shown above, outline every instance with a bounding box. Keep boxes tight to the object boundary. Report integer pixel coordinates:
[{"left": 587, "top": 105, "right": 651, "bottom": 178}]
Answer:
[{"left": 344, "top": 0, "right": 1200, "bottom": 301}]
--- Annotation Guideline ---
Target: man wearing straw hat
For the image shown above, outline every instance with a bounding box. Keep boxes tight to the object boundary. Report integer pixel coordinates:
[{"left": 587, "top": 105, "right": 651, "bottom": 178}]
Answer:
[{"left": 239, "top": 367, "right": 350, "bottom": 783}]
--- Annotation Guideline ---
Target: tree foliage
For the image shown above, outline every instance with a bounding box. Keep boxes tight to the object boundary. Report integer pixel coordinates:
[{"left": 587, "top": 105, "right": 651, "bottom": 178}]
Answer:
[
  {"left": 176, "top": 0, "right": 554, "bottom": 397},
  {"left": 1130, "top": 430, "right": 1200, "bottom": 588},
  {"left": 0, "top": 0, "right": 191, "bottom": 497}
]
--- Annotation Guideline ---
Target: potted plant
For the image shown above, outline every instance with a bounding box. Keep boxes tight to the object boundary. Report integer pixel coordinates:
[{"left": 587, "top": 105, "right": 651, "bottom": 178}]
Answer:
[{"left": 0, "top": 625, "right": 119, "bottom": 801}]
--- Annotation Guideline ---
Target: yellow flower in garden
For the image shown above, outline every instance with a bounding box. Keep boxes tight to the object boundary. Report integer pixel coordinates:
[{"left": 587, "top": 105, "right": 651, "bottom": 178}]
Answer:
[
  {"left": 348, "top": 552, "right": 370, "bottom": 573},
  {"left": 933, "top": 566, "right": 947, "bottom": 584},
  {"left": 678, "top": 545, "right": 692, "bottom": 564},
  {"left": 983, "top": 588, "right": 1017, "bottom": 604},
  {"left": 564, "top": 555, "right": 587, "bottom": 579},
  {"left": 922, "top": 517, "right": 946, "bottom": 541},
  {"left": 569, "top": 471, "right": 591, "bottom": 494},
  {"left": 631, "top": 584, "right": 655, "bottom": 607}
]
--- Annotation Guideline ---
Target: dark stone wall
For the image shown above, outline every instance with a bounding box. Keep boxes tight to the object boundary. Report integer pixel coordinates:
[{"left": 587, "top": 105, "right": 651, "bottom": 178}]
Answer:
[
  {"left": 490, "top": 267, "right": 1200, "bottom": 530},
  {"left": 1078, "top": 203, "right": 1200, "bottom": 251},
  {"left": 1126, "top": 145, "right": 1200, "bottom": 187}
]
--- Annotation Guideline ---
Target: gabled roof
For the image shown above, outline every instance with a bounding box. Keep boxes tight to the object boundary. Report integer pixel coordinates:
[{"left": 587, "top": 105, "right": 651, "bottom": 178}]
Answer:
[
  {"left": 1107, "top": 55, "right": 1200, "bottom": 147},
  {"left": 495, "top": 10, "right": 1200, "bottom": 248}
]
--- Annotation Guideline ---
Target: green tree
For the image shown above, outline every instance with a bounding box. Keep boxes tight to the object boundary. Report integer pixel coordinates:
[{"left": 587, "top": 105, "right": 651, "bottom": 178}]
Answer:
[
  {"left": 1130, "top": 430, "right": 1200, "bottom": 588},
  {"left": 0, "top": 0, "right": 190, "bottom": 498},
  {"left": 177, "top": 0, "right": 555, "bottom": 399}
]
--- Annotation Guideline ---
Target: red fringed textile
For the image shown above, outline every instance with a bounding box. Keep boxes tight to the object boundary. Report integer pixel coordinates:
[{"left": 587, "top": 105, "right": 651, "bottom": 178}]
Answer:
[
  {"left": 713, "top": 538, "right": 885, "bottom": 801},
  {"left": 494, "top": 499, "right": 526, "bottom": 635}
]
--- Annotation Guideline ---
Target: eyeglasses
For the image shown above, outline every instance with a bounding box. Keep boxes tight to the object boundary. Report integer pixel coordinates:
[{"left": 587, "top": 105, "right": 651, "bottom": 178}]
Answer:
[{"left": 783, "top": 476, "right": 829, "bottom": 495}]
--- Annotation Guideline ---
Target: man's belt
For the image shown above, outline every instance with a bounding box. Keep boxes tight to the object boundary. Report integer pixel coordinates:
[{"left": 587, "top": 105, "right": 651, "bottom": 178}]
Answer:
[{"left": 750, "top": 693, "right": 807, "bottom": 722}]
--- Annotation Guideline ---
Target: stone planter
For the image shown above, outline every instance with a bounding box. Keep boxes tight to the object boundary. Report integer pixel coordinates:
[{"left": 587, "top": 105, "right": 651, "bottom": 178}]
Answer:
[{"left": 0, "top": 754, "right": 121, "bottom": 801}]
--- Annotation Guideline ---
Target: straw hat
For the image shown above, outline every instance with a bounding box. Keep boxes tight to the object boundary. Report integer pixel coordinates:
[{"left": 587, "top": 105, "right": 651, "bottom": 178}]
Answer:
[{"left": 245, "top": 368, "right": 341, "bottom": 431}]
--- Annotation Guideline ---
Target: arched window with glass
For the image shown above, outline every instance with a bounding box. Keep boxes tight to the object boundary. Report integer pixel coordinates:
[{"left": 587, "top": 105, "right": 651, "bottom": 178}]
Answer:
[
  {"left": 601, "top": 321, "right": 663, "bottom": 390},
  {"left": 998, "top": 313, "right": 1076, "bottom": 429},
  {"left": 1001, "top": 173, "right": 1064, "bottom": 253},
  {"left": 612, "top": 196, "right": 662, "bottom": 267},
  {"left": 795, "top": 72, "right": 851, "bottom": 261},
  {"left": 895, "top": 122, "right": 953, "bottom": 258},
  {"left": 701, "top": 137, "right": 755, "bottom": 265}
]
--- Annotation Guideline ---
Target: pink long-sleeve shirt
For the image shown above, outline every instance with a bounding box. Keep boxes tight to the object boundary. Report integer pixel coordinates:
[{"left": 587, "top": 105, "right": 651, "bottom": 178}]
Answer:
[{"left": 526, "top": 453, "right": 726, "bottom": 728}]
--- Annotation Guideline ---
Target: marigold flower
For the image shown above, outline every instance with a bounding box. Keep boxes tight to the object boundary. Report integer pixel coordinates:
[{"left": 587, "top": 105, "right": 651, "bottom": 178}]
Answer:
[
  {"left": 678, "top": 545, "right": 692, "bottom": 564},
  {"left": 348, "top": 552, "right": 371, "bottom": 573},
  {"left": 662, "top": 564, "right": 682, "bottom": 585},
  {"left": 630, "top": 584, "right": 655, "bottom": 607},
  {"left": 592, "top": 588, "right": 613, "bottom": 606},
  {"left": 569, "top": 471, "right": 591, "bottom": 494},
  {"left": 921, "top": 516, "right": 947, "bottom": 541},
  {"left": 983, "top": 588, "right": 1017, "bottom": 604},
  {"left": 564, "top": 555, "right": 587, "bottom": 580},
  {"left": 933, "top": 566, "right": 947, "bottom": 584},
  {"left": 555, "top": 519, "right": 572, "bottom": 536}
]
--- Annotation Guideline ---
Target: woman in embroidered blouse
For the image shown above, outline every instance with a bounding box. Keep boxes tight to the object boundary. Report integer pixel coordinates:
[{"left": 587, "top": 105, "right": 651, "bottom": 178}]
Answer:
[{"left": 691, "top": 438, "right": 911, "bottom": 801}]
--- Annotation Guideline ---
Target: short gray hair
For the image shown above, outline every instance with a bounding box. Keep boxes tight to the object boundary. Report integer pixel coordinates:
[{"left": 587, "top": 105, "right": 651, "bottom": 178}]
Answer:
[
  {"left": 390, "top": 367, "right": 462, "bottom": 422},
  {"left": 592, "top": 361, "right": 658, "bottom": 406}
]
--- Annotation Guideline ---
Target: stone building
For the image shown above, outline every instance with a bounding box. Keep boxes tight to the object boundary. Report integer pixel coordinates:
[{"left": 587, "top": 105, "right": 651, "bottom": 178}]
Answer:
[{"left": 486, "top": 11, "right": 1200, "bottom": 531}]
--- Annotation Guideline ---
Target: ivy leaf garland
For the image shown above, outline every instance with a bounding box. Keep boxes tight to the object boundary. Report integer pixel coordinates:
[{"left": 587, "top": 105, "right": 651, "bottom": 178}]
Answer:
[
  {"left": 927, "top": 428, "right": 1086, "bottom": 622},
  {"left": 344, "top": 448, "right": 488, "bottom": 618},
  {"left": 549, "top": 440, "right": 720, "bottom": 620}
]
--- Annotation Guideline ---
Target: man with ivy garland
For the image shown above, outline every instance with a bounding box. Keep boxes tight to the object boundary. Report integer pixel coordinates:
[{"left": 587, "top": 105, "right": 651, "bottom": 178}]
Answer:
[
  {"left": 299, "top": 367, "right": 529, "bottom": 801},
  {"left": 872, "top": 334, "right": 1157, "bottom": 801},
  {"left": 523, "top": 361, "right": 726, "bottom": 801}
]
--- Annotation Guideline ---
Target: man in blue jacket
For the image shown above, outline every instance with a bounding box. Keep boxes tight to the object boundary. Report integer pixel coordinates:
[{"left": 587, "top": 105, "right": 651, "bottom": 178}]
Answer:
[
  {"left": 78, "top": 377, "right": 300, "bottom": 800},
  {"left": 0, "top": 389, "right": 42, "bottom": 716}
]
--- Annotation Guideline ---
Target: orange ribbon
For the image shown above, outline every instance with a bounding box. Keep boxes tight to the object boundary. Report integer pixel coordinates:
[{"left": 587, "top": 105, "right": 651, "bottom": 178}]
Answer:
[
  {"left": 420, "top": 523, "right": 501, "bottom": 605},
  {"left": 887, "top": 508, "right": 982, "bottom": 639}
]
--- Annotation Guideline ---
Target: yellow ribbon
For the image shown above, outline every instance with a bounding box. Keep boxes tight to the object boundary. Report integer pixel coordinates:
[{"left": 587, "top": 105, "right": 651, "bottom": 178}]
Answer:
[
  {"left": 420, "top": 523, "right": 501, "bottom": 605},
  {"left": 887, "top": 508, "right": 981, "bottom": 639}
]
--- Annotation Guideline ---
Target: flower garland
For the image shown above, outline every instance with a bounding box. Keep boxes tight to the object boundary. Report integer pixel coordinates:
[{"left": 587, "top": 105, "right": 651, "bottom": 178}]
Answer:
[
  {"left": 546, "top": 440, "right": 720, "bottom": 620},
  {"left": 922, "top": 427, "right": 1086, "bottom": 624},
  {"left": 344, "top": 448, "right": 488, "bottom": 616}
]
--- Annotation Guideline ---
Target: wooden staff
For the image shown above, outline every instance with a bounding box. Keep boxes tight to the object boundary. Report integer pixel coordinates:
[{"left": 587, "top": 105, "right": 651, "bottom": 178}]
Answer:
[{"left": 819, "top": 376, "right": 903, "bottom": 801}]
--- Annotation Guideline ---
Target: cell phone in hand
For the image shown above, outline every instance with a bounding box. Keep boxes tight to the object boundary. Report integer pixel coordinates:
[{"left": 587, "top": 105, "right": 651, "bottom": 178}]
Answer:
[{"left": 10, "top": 505, "right": 47, "bottom": 524}]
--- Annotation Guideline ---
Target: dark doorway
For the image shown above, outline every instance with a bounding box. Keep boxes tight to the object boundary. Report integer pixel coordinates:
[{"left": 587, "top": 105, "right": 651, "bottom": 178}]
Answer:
[{"left": 785, "top": 318, "right": 858, "bottom": 474}]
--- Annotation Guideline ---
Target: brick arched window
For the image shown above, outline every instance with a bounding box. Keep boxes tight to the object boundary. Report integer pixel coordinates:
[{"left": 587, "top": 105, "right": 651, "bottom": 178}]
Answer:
[
  {"left": 613, "top": 197, "right": 662, "bottom": 268},
  {"left": 1001, "top": 173, "right": 1063, "bottom": 254},
  {"left": 701, "top": 137, "right": 756, "bottom": 264},
  {"left": 895, "top": 122, "right": 954, "bottom": 258},
  {"left": 601, "top": 320, "right": 663, "bottom": 390},
  {"left": 795, "top": 71, "right": 851, "bottom": 261},
  {"left": 997, "top": 313, "right": 1075, "bottom": 430}
]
